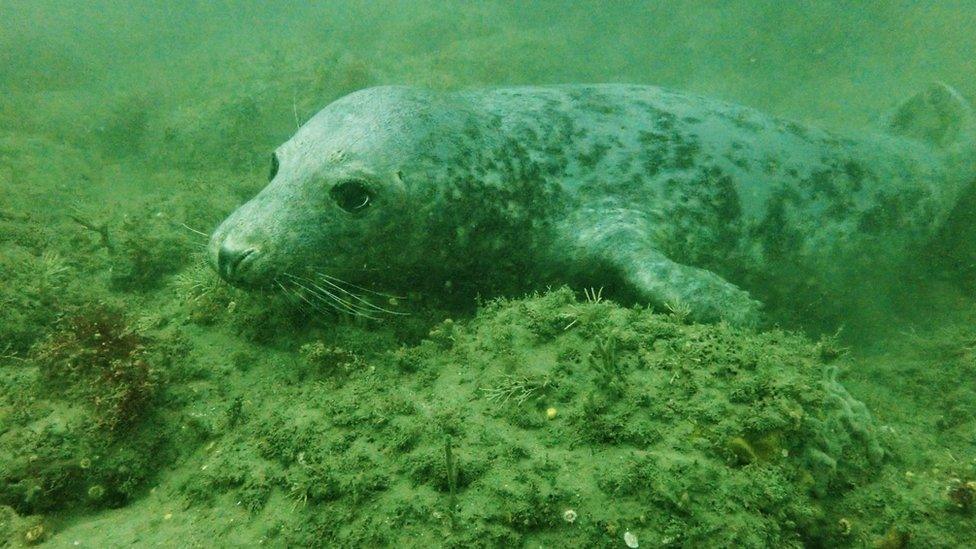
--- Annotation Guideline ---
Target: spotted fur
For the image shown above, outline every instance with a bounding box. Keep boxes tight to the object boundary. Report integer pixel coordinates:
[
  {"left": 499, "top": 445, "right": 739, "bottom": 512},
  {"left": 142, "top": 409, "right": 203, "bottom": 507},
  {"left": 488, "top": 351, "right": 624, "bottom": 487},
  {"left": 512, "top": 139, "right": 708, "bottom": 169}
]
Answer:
[{"left": 210, "top": 84, "right": 976, "bottom": 326}]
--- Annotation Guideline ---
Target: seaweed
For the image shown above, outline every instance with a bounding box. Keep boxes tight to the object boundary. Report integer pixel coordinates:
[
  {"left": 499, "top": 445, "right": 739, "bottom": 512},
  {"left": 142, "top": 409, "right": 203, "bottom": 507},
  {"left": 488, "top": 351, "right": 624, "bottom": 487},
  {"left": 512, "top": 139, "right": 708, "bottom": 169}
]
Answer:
[
  {"left": 33, "top": 303, "right": 158, "bottom": 434},
  {"left": 4, "top": 4, "right": 976, "bottom": 546},
  {"left": 108, "top": 212, "right": 195, "bottom": 292},
  {"left": 589, "top": 334, "right": 624, "bottom": 395},
  {"left": 444, "top": 436, "right": 459, "bottom": 529}
]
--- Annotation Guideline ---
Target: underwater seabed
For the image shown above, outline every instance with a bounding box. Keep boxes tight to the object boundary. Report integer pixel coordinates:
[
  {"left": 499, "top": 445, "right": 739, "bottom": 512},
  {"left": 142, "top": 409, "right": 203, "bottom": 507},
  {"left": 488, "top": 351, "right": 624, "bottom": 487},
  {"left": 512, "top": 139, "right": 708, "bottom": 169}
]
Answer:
[
  {"left": 0, "top": 95, "right": 974, "bottom": 549},
  {"left": 3, "top": 1, "right": 976, "bottom": 545},
  {"left": 1, "top": 144, "right": 975, "bottom": 546}
]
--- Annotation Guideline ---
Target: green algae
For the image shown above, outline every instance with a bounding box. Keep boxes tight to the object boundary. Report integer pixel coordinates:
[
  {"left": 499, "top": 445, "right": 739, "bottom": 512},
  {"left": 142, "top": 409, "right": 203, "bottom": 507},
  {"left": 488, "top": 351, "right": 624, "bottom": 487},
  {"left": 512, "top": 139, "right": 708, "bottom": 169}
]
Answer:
[
  {"left": 0, "top": 284, "right": 888, "bottom": 546},
  {"left": 2, "top": 2, "right": 976, "bottom": 547}
]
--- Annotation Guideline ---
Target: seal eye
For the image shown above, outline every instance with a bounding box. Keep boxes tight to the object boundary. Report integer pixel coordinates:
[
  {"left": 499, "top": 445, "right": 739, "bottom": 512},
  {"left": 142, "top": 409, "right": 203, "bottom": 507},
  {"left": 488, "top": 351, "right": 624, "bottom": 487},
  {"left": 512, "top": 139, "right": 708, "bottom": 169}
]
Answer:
[
  {"left": 331, "top": 180, "right": 373, "bottom": 213},
  {"left": 269, "top": 153, "right": 280, "bottom": 181}
]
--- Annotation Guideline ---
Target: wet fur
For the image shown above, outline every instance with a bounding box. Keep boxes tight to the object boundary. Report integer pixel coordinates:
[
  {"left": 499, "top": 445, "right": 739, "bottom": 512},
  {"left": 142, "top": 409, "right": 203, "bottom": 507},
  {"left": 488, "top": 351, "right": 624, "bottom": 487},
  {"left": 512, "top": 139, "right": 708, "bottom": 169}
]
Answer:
[{"left": 210, "top": 84, "right": 976, "bottom": 325}]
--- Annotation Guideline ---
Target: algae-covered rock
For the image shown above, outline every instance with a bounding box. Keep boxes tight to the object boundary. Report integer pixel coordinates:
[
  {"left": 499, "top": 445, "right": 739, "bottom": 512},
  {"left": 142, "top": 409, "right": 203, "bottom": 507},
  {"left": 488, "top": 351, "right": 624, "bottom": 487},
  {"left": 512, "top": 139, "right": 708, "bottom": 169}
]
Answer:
[
  {"left": 32, "top": 303, "right": 161, "bottom": 433},
  {"left": 173, "top": 288, "right": 881, "bottom": 548},
  {"left": 0, "top": 303, "right": 176, "bottom": 516},
  {"left": 443, "top": 289, "right": 881, "bottom": 546}
]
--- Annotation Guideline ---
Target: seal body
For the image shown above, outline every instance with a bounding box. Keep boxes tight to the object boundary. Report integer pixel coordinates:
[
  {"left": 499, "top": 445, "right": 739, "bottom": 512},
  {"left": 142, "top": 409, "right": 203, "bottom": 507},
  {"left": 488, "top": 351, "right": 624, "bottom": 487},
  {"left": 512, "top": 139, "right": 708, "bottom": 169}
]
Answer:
[{"left": 209, "top": 84, "right": 976, "bottom": 325}]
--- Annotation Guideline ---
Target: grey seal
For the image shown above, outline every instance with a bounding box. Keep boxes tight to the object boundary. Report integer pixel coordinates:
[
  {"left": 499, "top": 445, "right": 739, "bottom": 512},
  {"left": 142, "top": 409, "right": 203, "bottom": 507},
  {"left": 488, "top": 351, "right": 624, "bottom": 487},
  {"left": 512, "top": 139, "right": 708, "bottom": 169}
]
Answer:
[{"left": 208, "top": 83, "right": 976, "bottom": 325}]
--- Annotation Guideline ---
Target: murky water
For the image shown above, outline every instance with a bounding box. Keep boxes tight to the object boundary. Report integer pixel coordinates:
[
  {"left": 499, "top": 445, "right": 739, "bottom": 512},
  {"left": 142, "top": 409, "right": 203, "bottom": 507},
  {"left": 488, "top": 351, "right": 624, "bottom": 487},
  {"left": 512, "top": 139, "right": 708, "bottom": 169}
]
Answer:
[{"left": 2, "top": 2, "right": 975, "bottom": 546}]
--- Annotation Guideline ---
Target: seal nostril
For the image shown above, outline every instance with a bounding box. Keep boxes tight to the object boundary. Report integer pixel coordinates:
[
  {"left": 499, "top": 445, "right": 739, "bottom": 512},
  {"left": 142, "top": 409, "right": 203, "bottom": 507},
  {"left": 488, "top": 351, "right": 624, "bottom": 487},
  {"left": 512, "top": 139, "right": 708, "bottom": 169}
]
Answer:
[{"left": 218, "top": 246, "right": 257, "bottom": 279}]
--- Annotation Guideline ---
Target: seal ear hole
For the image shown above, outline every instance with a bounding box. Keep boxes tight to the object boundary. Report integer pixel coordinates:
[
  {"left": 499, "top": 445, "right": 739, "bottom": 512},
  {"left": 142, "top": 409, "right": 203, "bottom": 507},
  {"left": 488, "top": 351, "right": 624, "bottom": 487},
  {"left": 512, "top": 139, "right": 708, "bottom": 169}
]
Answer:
[
  {"left": 269, "top": 153, "right": 280, "bottom": 181},
  {"left": 331, "top": 180, "right": 373, "bottom": 213}
]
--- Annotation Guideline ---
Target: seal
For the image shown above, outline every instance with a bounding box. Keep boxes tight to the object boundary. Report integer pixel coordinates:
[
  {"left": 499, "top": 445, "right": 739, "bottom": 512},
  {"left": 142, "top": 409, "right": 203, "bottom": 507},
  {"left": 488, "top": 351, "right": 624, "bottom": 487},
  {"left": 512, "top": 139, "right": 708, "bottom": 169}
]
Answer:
[{"left": 208, "top": 83, "right": 976, "bottom": 326}]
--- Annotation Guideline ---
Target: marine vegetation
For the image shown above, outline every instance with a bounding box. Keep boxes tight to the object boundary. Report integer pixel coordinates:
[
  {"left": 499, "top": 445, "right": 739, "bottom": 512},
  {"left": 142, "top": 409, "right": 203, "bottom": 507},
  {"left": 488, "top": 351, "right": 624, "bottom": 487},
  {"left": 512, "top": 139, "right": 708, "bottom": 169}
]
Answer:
[
  {"left": 33, "top": 303, "right": 159, "bottom": 433},
  {"left": 3, "top": 3, "right": 976, "bottom": 547},
  {"left": 0, "top": 303, "right": 177, "bottom": 517},
  {"left": 118, "top": 289, "right": 888, "bottom": 547}
]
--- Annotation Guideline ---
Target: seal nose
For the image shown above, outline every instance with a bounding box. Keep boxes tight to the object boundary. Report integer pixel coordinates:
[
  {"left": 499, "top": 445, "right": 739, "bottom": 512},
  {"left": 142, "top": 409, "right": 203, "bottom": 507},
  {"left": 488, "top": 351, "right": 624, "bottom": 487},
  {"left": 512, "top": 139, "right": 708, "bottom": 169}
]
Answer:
[{"left": 217, "top": 244, "right": 258, "bottom": 281}]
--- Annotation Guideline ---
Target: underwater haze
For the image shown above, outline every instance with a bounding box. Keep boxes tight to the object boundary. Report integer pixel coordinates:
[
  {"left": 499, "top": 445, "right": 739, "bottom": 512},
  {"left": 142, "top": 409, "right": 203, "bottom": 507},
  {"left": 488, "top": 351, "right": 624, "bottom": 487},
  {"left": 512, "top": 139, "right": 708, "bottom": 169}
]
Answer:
[{"left": 2, "top": 1, "right": 976, "bottom": 547}]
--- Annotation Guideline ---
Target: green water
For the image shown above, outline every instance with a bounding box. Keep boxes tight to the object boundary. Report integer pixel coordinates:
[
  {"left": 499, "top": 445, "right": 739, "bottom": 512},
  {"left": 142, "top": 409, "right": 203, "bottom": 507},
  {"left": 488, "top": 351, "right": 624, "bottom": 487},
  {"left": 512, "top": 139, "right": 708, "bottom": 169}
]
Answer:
[{"left": 2, "top": 2, "right": 975, "bottom": 547}]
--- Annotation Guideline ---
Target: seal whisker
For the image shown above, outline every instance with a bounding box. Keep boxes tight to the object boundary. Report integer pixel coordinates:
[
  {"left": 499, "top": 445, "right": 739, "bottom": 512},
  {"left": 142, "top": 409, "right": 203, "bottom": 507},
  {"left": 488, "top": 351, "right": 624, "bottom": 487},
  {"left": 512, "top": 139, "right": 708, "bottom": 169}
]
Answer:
[
  {"left": 275, "top": 279, "right": 311, "bottom": 316},
  {"left": 179, "top": 222, "right": 211, "bottom": 240},
  {"left": 319, "top": 265, "right": 389, "bottom": 273},
  {"left": 315, "top": 275, "right": 407, "bottom": 316},
  {"left": 302, "top": 278, "right": 382, "bottom": 319},
  {"left": 281, "top": 274, "right": 347, "bottom": 314},
  {"left": 284, "top": 273, "right": 378, "bottom": 319},
  {"left": 295, "top": 289, "right": 346, "bottom": 317},
  {"left": 317, "top": 272, "right": 406, "bottom": 300},
  {"left": 287, "top": 276, "right": 361, "bottom": 317},
  {"left": 283, "top": 277, "right": 354, "bottom": 317}
]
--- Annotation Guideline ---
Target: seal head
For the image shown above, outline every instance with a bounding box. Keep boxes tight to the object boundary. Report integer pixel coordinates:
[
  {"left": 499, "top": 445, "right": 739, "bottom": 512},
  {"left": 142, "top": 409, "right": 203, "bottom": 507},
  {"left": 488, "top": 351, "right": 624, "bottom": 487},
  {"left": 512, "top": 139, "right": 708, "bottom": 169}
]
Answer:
[{"left": 209, "top": 87, "right": 462, "bottom": 291}]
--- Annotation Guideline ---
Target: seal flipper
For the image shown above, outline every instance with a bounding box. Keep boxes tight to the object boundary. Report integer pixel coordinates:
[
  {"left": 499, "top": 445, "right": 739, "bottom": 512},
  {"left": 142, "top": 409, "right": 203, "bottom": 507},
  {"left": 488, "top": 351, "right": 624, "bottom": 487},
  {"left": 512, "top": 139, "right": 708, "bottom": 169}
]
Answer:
[
  {"left": 613, "top": 247, "right": 763, "bottom": 327},
  {"left": 566, "top": 217, "right": 762, "bottom": 326},
  {"left": 885, "top": 82, "right": 975, "bottom": 148}
]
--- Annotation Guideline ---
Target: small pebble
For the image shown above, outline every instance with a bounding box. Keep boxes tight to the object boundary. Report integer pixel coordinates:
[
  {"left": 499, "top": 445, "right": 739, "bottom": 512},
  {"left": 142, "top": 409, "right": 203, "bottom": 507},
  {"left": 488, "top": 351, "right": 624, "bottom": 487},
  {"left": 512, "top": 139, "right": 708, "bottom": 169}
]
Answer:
[{"left": 624, "top": 530, "right": 639, "bottom": 548}]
